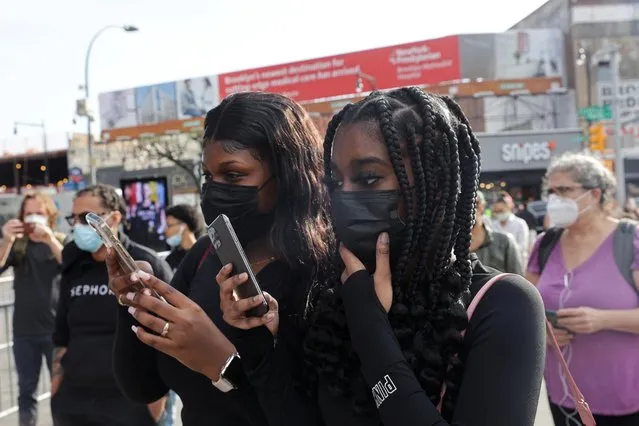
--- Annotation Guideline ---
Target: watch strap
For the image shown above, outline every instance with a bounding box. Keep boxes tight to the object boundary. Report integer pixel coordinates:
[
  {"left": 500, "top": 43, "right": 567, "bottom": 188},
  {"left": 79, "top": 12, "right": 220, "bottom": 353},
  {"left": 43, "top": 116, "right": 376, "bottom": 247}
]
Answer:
[{"left": 211, "top": 352, "right": 240, "bottom": 393}]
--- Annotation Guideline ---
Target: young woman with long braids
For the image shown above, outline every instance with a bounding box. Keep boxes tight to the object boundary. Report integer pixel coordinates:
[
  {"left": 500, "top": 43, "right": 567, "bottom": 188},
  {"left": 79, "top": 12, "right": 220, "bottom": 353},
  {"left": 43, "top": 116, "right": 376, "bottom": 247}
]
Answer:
[{"left": 214, "top": 88, "right": 546, "bottom": 425}]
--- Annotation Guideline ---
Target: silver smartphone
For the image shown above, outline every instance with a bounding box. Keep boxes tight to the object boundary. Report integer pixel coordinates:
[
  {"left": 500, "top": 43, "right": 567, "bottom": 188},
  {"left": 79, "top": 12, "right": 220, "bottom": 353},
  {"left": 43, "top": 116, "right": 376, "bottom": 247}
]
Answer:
[
  {"left": 207, "top": 214, "right": 269, "bottom": 317},
  {"left": 86, "top": 213, "right": 163, "bottom": 299}
]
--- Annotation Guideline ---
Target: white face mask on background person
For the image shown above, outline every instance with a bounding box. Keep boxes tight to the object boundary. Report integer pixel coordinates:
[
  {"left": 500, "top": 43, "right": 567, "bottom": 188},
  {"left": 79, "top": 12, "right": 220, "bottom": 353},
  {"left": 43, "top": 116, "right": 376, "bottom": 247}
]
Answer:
[
  {"left": 546, "top": 192, "right": 593, "bottom": 228},
  {"left": 24, "top": 214, "right": 49, "bottom": 227},
  {"left": 494, "top": 212, "right": 511, "bottom": 222}
]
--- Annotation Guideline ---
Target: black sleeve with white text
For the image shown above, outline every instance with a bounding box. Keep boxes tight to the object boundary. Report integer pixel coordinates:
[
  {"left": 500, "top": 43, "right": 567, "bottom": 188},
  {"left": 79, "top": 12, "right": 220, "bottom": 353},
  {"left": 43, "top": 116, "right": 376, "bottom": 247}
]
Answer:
[{"left": 340, "top": 270, "right": 545, "bottom": 426}]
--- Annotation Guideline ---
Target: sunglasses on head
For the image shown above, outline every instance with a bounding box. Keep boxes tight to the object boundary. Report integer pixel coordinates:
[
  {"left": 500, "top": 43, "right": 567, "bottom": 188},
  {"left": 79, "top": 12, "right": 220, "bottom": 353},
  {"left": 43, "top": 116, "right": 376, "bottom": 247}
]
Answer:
[{"left": 65, "top": 212, "right": 109, "bottom": 227}]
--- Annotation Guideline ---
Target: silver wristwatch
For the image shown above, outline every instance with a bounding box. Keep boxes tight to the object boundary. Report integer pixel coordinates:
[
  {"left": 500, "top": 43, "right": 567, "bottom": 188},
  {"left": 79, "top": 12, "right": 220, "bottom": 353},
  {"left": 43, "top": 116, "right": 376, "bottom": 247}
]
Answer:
[{"left": 211, "top": 352, "right": 241, "bottom": 393}]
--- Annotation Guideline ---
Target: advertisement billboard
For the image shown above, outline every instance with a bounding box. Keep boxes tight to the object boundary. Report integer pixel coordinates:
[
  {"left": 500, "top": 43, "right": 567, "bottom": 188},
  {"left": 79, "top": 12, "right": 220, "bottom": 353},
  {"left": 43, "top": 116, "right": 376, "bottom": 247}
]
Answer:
[
  {"left": 459, "top": 29, "right": 565, "bottom": 81},
  {"left": 177, "top": 76, "right": 219, "bottom": 119},
  {"left": 121, "top": 177, "right": 168, "bottom": 252},
  {"left": 135, "top": 82, "right": 178, "bottom": 125},
  {"left": 217, "top": 35, "right": 460, "bottom": 103},
  {"left": 98, "top": 89, "right": 138, "bottom": 130}
]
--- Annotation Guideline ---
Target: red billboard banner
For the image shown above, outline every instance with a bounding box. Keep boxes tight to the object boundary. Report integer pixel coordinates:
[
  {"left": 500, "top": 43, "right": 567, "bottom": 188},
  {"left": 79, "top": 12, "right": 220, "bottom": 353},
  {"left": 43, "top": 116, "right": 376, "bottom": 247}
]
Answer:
[{"left": 218, "top": 35, "right": 461, "bottom": 103}]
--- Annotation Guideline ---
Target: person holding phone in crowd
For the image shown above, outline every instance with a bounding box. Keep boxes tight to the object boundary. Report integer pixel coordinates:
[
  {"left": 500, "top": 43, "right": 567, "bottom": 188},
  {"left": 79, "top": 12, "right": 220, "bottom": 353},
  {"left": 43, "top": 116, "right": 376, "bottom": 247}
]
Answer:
[
  {"left": 108, "top": 92, "right": 332, "bottom": 426},
  {"left": 527, "top": 153, "right": 639, "bottom": 425},
  {"left": 51, "top": 184, "right": 173, "bottom": 426},
  {"left": 164, "top": 204, "right": 205, "bottom": 270},
  {"left": 0, "top": 192, "right": 65, "bottom": 426},
  {"left": 111, "top": 88, "right": 545, "bottom": 425}
]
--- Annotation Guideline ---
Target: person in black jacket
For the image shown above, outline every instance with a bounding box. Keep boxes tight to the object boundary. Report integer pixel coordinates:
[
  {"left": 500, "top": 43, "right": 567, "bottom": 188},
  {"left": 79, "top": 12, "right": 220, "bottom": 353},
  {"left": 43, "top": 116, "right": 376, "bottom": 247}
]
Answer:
[
  {"left": 0, "top": 192, "right": 66, "bottom": 426},
  {"left": 51, "top": 184, "right": 173, "bottom": 426},
  {"left": 216, "top": 89, "right": 546, "bottom": 425},
  {"left": 107, "top": 92, "right": 333, "bottom": 426}
]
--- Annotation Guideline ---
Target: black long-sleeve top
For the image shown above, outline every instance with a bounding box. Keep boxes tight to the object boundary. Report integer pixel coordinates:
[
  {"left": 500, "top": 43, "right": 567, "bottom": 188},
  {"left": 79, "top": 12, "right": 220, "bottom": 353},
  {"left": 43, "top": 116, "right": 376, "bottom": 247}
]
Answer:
[
  {"left": 54, "top": 234, "right": 172, "bottom": 393},
  {"left": 234, "top": 258, "right": 546, "bottom": 425},
  {"left": 112, "top": 237, "right": 306, "bottom": 426}
]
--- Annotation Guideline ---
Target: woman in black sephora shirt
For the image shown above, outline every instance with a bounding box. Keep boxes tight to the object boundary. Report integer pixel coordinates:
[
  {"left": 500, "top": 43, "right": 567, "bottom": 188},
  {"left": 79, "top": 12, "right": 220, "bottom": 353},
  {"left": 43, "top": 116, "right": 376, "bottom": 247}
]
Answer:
[
  {"left": 108, "top": 92, "right": 332, "bottom": 426},
  {"left": 51, "top": 184, "right": 173, "bottom": 426},
  {"left": 218, "top": 88, "right": 546, "bottom": 425}
]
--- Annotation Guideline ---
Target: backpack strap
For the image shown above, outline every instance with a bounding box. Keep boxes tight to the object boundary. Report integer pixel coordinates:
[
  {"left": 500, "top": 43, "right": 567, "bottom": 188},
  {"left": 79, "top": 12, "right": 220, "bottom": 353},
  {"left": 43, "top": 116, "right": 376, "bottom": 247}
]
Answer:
[
  {"left": 538, "top": 227, "right": 564, "bottom": 273},
  {"left": 437, "top": 273, "right": 596, "bottom": 425},
  {"left": 197, "top": 243, "right": 213, "bottom": 272},
  {"left": 613, "top": 219, "right": 639, "bottom": 295}
]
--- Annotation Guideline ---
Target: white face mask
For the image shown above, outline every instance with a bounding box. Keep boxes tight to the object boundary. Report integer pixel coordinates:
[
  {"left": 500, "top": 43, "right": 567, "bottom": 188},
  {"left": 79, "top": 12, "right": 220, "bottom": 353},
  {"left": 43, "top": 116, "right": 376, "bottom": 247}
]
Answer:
[
  {"left": 24, "top": 214, "right": 49, "bottom": 227},
  {"left": 546, "top": 192, "right": 592, "bottom": 228},
  {"left": 494, "top": 212, "right": 510, "bottom": 222}
]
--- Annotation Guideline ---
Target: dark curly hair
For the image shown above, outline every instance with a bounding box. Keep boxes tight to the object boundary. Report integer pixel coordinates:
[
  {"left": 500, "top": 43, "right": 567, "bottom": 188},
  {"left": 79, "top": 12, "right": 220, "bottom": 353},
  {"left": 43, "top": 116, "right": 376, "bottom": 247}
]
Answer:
[
  {"left": 76, "top": 184, "right": 128, "bottom": 225},
  {"left": 303, "top": 87, "right": 481, "bottom": 419},
  {"left": 165, "top": 204, "right": 205, "bottom": 238}
]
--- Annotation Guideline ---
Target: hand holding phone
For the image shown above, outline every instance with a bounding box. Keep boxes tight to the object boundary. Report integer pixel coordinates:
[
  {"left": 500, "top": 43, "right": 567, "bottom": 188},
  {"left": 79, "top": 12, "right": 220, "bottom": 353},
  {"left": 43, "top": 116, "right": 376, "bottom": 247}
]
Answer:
[
  {"left": 208, "top": 214, "right": 269, "bottom": 318},
  {"left": 87, "top": 213, "right": 162, "bottom": 299},
  {"left": 545, "top": 310, "right": 562, "bottom": 329},
  {"left": 545, "top": 310, "right": 574, "bottom": 347},
  {"left": 23, "top": 223, "right": 36, "bottom": 235}
]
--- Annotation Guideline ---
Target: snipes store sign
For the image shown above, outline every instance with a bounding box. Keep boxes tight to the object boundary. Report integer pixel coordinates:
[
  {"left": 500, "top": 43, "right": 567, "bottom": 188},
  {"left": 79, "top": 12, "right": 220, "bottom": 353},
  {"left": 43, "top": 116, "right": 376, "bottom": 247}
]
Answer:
[
  {"left": 501, "top": 140, "right": 556, "bottom": 165},
  {"left": 479, "top": 129, "right": 582, "bottom": 172}
]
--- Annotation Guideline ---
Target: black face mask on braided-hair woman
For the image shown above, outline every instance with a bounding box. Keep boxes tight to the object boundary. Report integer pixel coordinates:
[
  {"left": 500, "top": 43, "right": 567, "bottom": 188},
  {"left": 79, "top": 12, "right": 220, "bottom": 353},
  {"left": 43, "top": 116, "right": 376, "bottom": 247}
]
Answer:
[{"left": 304, "top": 87, "right": 483, "bottom": 419}]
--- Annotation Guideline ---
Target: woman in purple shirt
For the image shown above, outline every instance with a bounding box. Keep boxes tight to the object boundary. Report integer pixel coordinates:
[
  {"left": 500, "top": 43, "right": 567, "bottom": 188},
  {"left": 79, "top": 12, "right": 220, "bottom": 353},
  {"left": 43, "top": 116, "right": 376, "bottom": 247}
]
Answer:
[{"left": 526, "top": 152, "right": 639, "bottom": 426}]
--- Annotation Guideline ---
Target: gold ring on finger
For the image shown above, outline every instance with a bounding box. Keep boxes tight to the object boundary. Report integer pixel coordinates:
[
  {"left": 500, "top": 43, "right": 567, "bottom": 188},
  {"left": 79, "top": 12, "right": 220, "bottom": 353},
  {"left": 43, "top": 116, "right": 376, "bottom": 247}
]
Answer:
[
  {"left": 161, "top": 321, "right": 170, "bottom": 338},
  {"left": 117, "top": 294, "right": 127, "bottom": 306}
]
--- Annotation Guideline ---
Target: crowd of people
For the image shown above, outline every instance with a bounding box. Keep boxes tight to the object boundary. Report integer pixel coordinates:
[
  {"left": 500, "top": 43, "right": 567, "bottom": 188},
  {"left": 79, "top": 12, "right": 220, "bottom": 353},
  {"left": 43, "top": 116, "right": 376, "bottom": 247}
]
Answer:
[{"left": 2, "top": 87, "right": 638, "bottom": 426}]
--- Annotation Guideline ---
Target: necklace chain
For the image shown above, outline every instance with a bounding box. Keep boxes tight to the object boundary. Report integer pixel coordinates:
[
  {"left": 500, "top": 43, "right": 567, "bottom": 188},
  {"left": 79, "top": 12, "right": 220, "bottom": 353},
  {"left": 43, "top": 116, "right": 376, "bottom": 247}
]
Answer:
[{"left": 250, "top": 256, "right": 275, "bottom": 267}]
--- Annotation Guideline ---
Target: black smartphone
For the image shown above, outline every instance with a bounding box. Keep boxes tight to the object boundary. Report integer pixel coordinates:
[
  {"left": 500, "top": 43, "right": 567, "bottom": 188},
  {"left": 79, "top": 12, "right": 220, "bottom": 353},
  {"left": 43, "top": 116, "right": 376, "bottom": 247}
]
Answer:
[
  {"left": 208, "top": 214, "right": 269, "bottom": 317},
  {"left": 545, "top": 310, "right": 564, "bottom": 329},
  {"left": 23, "top": 222, "right": 36, "bottom": 235}
]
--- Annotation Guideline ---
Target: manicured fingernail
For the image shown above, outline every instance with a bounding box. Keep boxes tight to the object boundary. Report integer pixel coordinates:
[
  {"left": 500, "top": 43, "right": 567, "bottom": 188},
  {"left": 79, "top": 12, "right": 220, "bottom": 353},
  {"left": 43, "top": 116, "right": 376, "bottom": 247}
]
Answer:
[
  {"left": 380, "top": 232, "right": 389, "bottom": 243},
  {"left": 131, "top": 325, "right": 138, "bottom": 333},
  {"left": 239, "top": 273, "right": 248, "bottom": 280},
  {"left": 143, "top": 289, "right": 152, "bottom": 296},
  {"left": 253, "top": 295, "right": 261, "bottom": 302},
  {"left": 126, "top": 292, "right": 136, "bottom": 301},
  {"left": 224, "top": 263, "right": 232, "bottom": 271},
  {"left": 265, "top": 313, "right": 275, "bottom": 321},
  {"left": 130, "top": 273, "right": 139, "bottom": 282},
  {"left": 138, "top": 270, "right": 151, "bottom": 280},
  {"left": 128, "top": 306, "right": 136, "bottom": 315}
]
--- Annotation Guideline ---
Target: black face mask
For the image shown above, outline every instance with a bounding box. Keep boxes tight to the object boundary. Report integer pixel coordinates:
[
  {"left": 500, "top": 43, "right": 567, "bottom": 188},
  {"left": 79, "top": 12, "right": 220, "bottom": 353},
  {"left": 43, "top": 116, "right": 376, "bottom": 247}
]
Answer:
[
  {"left": 200, "top": 179, "right": 274, "bottom": 247},
  {"left": 331, "top": 189, "right": 406, "bottom": 269}
]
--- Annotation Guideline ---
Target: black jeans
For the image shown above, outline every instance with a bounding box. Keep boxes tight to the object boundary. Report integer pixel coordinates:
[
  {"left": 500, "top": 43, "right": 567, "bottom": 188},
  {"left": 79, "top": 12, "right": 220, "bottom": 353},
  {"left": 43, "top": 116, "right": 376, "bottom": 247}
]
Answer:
[
  {"left": 13, "top": 334, "right": 53, "bottom": 426},
  {"left": 51, "top": 382, "right": 156, "bottom": 426},
  {"left": 550, "top": 402, "right": 639, "bottom": 426}
]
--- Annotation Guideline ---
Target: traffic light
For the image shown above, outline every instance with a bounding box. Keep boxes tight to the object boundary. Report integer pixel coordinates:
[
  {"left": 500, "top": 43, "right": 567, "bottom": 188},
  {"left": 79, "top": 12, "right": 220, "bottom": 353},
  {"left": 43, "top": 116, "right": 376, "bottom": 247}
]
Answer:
[{"left": 588, "top": 124, "right": 607, "bottom": 152}]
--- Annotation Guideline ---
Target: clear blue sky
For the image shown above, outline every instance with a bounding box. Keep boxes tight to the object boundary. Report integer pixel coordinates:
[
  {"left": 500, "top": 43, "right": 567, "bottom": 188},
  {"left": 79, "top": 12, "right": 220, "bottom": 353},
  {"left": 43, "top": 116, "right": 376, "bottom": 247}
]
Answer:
[{"left": 0, "top": 0, "right": 549, "bottom": 153}]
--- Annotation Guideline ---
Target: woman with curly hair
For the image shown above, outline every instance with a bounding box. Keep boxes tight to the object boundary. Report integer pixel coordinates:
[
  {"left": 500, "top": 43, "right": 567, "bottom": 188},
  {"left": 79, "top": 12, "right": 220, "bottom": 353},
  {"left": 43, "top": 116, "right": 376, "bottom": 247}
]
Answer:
[{"left": 215, "top": 87, "right": 546, "bottom": 425}]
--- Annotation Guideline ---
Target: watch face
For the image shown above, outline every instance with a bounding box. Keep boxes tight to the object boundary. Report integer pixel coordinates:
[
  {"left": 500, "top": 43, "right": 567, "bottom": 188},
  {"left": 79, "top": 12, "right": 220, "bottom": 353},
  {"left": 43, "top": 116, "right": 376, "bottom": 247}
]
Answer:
[{"left": 223, "top": 355, "right": 244, "bottom": 388}]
